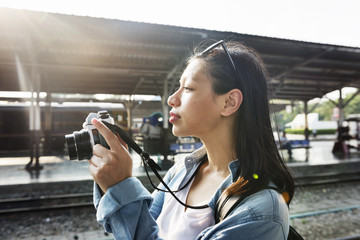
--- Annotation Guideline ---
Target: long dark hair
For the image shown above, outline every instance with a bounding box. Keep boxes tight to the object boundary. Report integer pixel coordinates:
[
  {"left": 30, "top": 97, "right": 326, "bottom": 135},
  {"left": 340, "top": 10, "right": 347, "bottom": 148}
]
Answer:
[{"left": 191, "top": 40, "right": 294, "bottom": 203}]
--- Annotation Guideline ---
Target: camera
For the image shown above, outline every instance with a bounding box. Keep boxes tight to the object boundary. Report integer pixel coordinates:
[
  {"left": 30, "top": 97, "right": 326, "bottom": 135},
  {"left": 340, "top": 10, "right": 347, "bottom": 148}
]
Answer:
[{"left": 65, "top": 110, "right": 114, "bottom": 160}]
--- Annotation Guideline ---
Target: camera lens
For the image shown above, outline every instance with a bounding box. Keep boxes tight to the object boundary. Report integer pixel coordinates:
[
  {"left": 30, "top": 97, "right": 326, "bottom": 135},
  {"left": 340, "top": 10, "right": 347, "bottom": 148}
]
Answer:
[
  {"left": 74, "top": 129, "right": 93, "bottom": 160},
  {"left": 65, "top": 134, "right": 78, "bottom": 160},
  {"left": 65, "top": 129, "right": 93, "bottom": 160}
]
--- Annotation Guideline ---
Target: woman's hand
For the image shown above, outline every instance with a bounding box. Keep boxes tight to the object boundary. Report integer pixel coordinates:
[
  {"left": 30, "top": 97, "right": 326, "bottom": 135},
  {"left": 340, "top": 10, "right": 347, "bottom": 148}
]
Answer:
[{"left": 88, "top": 118, "right": 133, "bottom": 193}]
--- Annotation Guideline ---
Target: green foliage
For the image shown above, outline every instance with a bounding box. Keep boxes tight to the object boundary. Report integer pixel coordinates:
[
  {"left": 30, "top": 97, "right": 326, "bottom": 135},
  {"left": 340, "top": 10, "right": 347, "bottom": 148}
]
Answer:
[
  {"left": 274, "top": 90, "right": 359, "bottom": 129},
  {"left": 344, "top": 93, "right": 360, "bottom": 116},
  {"left": 312, "top": 101, "right": 334, "bottom": 121},
  {"left": 285, "top": 129, "right": 336, "bottom": 135}
]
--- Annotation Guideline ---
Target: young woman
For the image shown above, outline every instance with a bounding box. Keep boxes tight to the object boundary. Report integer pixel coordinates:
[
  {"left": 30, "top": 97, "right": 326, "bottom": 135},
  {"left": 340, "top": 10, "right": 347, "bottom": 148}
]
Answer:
[{"left": 88, "top": 40, "right": 294, "bottom": 240}]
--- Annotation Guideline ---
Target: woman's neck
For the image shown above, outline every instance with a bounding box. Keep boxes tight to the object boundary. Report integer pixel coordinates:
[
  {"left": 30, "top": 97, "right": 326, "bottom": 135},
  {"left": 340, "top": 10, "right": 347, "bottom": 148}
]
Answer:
[{"left": 200, "top": 122, "right": 237, "bottom": 176}]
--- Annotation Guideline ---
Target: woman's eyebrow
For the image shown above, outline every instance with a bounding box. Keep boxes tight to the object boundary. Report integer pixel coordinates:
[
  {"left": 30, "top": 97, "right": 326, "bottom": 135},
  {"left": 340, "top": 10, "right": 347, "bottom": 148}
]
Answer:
[{"left": 178, "top": 77, "right": 186, "bottom": 85}]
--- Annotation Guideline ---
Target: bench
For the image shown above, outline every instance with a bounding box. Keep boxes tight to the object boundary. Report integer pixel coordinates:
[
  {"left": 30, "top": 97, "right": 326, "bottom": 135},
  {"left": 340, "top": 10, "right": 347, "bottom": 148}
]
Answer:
[
  {"left": 276, "top": 139, "right": 311, "bottom": 149},
  {"left": 289, "top": 139, "right": 311, "bottom": 149},
  {"left": 169, "top": 142, "right": 203, "bottom": 154}
]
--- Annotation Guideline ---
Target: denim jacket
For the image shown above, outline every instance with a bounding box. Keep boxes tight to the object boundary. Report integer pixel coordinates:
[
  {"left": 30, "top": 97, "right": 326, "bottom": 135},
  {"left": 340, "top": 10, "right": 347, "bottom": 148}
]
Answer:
[{"left": 93, "top": 147, "right": 290, "bottom": 240}]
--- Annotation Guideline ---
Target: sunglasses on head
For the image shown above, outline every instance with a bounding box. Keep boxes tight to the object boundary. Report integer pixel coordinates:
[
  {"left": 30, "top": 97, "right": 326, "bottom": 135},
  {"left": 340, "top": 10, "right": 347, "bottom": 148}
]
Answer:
[{"left": 200, "top": 40, "right": 241, "bottom": 82}]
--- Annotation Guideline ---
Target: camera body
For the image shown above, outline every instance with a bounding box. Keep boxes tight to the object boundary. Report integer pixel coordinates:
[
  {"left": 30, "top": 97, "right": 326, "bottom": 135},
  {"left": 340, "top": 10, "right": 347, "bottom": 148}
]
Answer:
[{"left": 65, "top": 110, "right": 114, "bottom": 160}]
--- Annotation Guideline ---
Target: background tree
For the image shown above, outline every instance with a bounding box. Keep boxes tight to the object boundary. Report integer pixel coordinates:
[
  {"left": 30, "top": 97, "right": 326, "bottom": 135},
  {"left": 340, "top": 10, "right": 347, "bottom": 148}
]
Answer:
[{"left": 274, "top": 90, "right": 360, "bottom": 129}]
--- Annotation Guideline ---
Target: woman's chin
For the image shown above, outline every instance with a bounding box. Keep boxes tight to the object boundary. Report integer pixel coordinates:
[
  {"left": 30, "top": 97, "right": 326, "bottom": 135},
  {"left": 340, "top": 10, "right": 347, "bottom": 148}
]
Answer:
[{"left": 172, "top": 128, "right": 187, "bottom": 137}]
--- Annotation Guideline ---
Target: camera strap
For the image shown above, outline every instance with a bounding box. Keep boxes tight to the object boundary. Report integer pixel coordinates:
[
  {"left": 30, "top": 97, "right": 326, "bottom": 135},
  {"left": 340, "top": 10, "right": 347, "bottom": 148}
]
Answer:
[
  {"left": 142, "top": 156, "right": 208, "bottom": 209},
  {"left": 102, "top": 121, "right": 209, "bottom": 210},
  {"left": 102, "top": 121, "right": 162, "bottom": 171}
]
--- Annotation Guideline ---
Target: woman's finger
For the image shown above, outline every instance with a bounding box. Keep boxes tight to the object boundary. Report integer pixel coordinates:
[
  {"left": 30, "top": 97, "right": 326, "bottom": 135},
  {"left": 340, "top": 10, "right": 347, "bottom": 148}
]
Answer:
[
  {"left": 115, "top": 133, "right": 129, "bottom": 151},
  {"left": 92, "top": 118, "right": 122, "bottom": 151},
  {"left": 89, "top": 154, "right": 103, "bottom": 167},
  {"left": 88, "top": 160, "right": 97, "bottom": 172},
  {"left": 92, "top": 143, "right": 110, "bottom": 158}
]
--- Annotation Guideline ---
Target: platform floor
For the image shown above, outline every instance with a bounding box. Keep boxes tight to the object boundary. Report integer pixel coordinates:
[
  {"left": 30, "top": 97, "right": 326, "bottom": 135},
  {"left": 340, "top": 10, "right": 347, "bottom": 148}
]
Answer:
[{"left": 0, "top": 138, "right": 359, "bottom": 186}]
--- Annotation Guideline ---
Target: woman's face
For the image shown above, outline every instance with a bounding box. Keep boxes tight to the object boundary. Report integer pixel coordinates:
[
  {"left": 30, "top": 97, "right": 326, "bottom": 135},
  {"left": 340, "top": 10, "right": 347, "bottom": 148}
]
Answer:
[{"left": 167, "top": 59, "right": 224, "bottom": 138}]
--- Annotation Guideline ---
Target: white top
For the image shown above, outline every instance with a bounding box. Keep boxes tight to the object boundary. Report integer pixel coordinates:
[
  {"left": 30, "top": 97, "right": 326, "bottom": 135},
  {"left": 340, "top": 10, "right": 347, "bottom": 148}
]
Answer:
[{"left": 156, "top": 179, "right": 215, "bottom": 240}]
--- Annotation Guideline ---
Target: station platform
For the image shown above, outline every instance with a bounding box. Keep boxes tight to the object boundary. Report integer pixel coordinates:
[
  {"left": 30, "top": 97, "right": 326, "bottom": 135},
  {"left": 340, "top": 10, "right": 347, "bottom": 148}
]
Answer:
[
  {"left": 0, "top": 151, "right": 162, "bottom": 187},
  {"left": 0, "top": 138, "right": 359, "bottom": 187}
]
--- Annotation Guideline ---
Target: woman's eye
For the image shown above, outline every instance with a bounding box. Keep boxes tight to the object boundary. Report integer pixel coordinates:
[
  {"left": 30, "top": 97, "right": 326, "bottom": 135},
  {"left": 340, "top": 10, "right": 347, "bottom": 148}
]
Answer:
[{"left": 183, "top": 87, "right": 193, "bottom": 91}]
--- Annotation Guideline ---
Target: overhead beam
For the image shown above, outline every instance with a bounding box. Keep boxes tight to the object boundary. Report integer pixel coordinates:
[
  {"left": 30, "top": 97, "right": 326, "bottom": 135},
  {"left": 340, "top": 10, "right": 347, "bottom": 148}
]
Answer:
[
  {"left": 272, "top": 47, "right": 335, "bottom": 80},
  {"left": 344, "top": 88, "right": 360, "bottom": 107},
  {"left": 130, "top": 77, "right": 145, "bottom": 95},
  {"left": 0, "top": 61, "right": 176, "bottom": 77}
]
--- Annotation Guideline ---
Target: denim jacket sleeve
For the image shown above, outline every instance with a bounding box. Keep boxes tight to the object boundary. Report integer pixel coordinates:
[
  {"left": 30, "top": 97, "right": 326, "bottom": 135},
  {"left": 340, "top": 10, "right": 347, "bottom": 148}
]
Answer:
[
  {"left": 93, "top": 177, "right": 161, "bottom": 239},
  {"left": 93, "top": 165, "right": 177, "bottom": 240}
]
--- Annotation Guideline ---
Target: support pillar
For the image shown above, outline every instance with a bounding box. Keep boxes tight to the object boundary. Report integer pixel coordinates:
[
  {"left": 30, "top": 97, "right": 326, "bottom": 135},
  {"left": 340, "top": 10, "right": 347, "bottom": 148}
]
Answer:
[
  {"left": 161, "top": 77, "right": 170, "bottom": 164},
  {"left": 44, "top": 92, "right": 52, "bottom": 154},
  {"left": 124, "top": 99, "right": 133, "bottom": 136},
  {"left": 27, "top": 72, "right": 43, "bottom": 171},
  {"left": 338, "top": 88, "right": 345, "bottom": 127},
  {"left": 304, "top": 100, "right": 309, "bottom": 140},
  {"left": 23, "top": 33, "right": 43, "bottom": 171}
]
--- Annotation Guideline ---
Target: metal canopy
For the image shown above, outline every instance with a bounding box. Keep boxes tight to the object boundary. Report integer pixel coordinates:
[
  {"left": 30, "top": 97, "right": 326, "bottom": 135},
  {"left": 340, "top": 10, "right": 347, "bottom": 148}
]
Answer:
[{"left": 1, "top": 7, "right": 360, "bottom": 103}]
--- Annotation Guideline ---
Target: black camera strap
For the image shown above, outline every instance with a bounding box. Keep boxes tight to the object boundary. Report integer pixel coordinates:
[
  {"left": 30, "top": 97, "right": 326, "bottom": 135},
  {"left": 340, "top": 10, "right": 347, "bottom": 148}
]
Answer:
[
  {"left": 142, "top": 156, "right": 208, "bottom": 209},
  {"left": 102, "top": 121, "right": 161, "bottom": 171},
  {"left": 102, "top": 121, "right": 209, "bottom": 210}
]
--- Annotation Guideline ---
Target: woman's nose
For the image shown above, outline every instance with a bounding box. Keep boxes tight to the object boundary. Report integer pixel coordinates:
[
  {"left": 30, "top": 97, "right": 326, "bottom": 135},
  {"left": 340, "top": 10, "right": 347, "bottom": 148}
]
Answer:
[{"left": 167, "top": 90, "right": 180, "bottom": 107}]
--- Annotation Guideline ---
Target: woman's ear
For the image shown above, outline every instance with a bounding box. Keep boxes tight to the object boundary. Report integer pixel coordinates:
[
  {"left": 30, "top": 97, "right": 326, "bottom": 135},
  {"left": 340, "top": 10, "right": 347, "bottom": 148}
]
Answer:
[{"left": 221, "top": 89, "right": 243, "bottom": 116}]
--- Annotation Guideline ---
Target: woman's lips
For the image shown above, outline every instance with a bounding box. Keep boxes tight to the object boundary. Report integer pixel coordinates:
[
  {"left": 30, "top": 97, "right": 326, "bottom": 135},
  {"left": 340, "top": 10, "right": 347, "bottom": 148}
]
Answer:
[{"left": 169, "top": 112, "right": 181, "bottom": 123}]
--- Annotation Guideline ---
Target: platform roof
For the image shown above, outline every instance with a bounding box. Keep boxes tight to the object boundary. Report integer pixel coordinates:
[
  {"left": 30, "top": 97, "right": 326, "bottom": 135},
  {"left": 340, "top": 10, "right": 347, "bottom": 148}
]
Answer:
[{"left": 0, "top": 7, "right": 359, "bottom": 105}]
